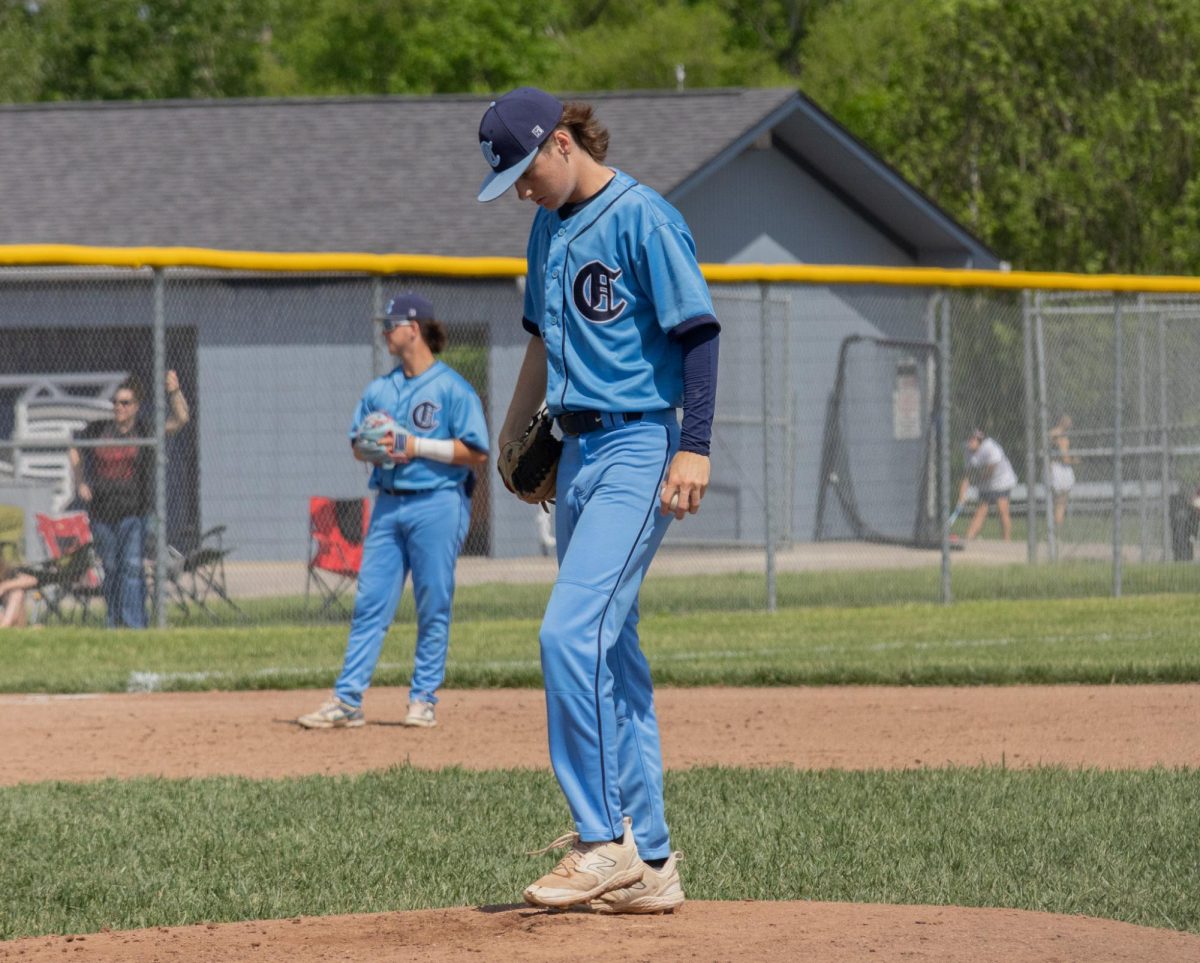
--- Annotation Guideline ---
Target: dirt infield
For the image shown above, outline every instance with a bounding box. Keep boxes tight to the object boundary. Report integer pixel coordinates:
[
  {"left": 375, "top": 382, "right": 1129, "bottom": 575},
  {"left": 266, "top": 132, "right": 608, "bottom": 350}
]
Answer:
[
  {"left": 3, "top": 684, "right": 1198, "bottom": 785},
  {"left": 5, "top": 901, "right": 1199, "bottom": 963},
  {"left": 4, "top": 684, "right": 1198, "bottom": 962}
]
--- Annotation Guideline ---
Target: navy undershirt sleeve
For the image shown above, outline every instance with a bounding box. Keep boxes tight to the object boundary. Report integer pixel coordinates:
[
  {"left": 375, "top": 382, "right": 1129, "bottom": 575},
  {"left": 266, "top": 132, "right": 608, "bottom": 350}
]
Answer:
[{"left": 676, "top": 322, "right": 720, "bottom": 456}]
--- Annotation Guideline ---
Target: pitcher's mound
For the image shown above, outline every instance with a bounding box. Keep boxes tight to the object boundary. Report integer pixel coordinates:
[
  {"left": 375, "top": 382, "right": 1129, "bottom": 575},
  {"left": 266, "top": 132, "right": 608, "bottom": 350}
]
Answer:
[{"left": 5, "top": 900, "right": 1197, "bottom": 962}]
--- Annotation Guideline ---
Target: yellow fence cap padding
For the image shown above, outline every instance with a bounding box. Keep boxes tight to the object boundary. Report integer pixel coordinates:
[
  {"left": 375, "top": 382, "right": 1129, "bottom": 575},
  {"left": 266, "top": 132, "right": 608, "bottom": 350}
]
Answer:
[{"left": 0, "top": 245, "right": 1198, "bottom": 293}]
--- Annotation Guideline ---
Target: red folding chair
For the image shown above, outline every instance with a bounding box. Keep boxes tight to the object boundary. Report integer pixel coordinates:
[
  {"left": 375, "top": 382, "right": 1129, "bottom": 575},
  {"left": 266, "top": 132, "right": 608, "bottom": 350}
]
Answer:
[
  {"left": 306, "top": 497, "right": 371, "bottom": 618},
  {"left": 32, "top": 511, "right": 105, "bottom": 623}
]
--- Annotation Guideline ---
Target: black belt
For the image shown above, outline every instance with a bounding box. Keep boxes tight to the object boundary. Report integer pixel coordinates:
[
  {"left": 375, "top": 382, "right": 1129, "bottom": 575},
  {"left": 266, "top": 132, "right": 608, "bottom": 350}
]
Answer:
[
  {"left": 379, "top": 487, "right": 427, "bottom": 497},
  {"left": 556, "top": 410, "right": 643, "bottom": 436}
]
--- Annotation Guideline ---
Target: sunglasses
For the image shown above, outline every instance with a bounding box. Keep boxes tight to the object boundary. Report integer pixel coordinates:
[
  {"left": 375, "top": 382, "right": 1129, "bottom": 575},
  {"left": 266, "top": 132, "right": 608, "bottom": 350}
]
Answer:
[
  {"left": 379, "top": 317, "right": 414, "bottom": 333},
  {"left": 112, "top": 398, "right": 137, "bottom": 407}
]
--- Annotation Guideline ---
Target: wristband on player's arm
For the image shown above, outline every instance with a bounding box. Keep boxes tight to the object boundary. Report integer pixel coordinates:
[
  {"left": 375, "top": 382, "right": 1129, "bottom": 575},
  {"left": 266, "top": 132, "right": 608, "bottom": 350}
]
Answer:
[{"left": 412, "top": 437, "right": 456, "bottom": 463}]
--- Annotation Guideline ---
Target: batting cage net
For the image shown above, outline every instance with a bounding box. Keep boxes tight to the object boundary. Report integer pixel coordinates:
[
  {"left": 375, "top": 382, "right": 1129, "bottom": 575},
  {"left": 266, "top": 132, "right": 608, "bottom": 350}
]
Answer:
[{"left": 814, "top": 336, "right": 941, "bottom": 550}]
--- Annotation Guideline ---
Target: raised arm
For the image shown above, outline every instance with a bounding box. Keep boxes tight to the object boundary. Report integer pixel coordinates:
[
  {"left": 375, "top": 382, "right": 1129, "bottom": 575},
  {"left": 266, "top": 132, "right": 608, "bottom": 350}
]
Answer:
[{"left": 164, "top": 369, "right": 191, "bottom": 436}]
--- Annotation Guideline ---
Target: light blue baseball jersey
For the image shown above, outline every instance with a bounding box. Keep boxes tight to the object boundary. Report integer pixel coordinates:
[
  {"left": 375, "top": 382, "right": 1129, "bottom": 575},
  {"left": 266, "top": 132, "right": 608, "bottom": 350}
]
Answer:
[
  {"left": 351, "top": 361, "right": 488, "bottom": 492},
  {"left": 522, "top": 169, "right": 716, "bottom": 415}
]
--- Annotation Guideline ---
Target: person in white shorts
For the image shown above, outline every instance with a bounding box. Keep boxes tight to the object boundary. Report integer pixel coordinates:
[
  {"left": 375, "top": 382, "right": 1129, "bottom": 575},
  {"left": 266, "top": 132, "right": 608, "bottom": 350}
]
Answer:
[
  {"left": 958, "top": 430, "right": 1017, "bottom": 541},
  {"left": 1048, "top": 414, "right": 1077, "bottom": 528}
]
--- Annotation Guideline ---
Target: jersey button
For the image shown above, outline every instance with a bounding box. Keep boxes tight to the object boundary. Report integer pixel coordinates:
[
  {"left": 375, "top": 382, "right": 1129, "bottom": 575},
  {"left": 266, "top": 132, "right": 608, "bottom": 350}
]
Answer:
[
  {"left": 557, "top": 229, "right": 565, "bottom": 237},
  {"left": 552, "top": 269, "right": 559, "bottom": 279}
]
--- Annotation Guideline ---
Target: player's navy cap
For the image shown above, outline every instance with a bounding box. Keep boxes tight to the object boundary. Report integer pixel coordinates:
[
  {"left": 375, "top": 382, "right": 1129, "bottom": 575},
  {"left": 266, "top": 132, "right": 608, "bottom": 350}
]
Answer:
[
  {"left": 377, "top": 292, "right": 434, "bottom": 325},
  {"left": 477, "top": 87, "right": 564, "bottom": 202}
]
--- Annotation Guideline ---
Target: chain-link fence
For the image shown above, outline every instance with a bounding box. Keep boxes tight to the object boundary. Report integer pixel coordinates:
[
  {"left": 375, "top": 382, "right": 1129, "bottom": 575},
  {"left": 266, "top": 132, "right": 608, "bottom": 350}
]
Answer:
[
  {"left": 2, "top": 257, "right": 1198, "bottom": 627},
  {"left": 1026, "top": 291, "right": 1200, "bottom": 589}
]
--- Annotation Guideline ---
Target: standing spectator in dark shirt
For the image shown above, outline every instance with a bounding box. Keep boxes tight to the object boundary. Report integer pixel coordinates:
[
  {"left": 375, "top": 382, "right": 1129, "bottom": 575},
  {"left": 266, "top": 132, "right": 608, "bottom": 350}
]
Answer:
[{"left": 69, "top": 371, "right": 190, "bottom": 628}]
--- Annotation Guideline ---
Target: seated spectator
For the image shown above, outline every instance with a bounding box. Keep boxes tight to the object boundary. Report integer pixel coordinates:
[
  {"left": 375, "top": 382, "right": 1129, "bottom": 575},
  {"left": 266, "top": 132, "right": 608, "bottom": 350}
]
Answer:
[{"left": 0, "top": 560, "right": 36, "bottom": 628}]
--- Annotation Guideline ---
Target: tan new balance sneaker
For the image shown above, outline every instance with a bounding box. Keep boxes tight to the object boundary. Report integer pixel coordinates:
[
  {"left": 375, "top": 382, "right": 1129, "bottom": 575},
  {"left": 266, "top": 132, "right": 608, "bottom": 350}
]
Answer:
[
  {"left": 523, "top": 816, "right": 643, "bottom": 909},
  {"left": 297, "top": 696, "right": 365, "bottom": 729},
  {"left": 590, "top": 851, "right": 685, "bottom": 914},
  {"left": 403, "top": 701, "right": 436, "bottom": 727}
]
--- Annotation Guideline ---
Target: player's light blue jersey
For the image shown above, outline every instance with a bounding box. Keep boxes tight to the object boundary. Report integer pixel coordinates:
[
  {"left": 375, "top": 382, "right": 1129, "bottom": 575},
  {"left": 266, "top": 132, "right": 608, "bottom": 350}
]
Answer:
[
  {"left": 523, "top": 169, "right": 716, "bottom": 415},
  {"left": 351, "top": 360, "right": 488, "bottom": 492}
]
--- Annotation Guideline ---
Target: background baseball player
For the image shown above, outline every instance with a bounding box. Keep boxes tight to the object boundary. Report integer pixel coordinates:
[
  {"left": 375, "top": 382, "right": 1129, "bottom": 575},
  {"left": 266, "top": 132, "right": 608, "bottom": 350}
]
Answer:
[
  {"left": 298, "top": 293, "right": 488, "bottom": 730},
  {"left": 479, "top": 87, "right": 720, "bottom": 914},
  {"left": 958, "top": 428, "right": 1018, "bottom": 541}
]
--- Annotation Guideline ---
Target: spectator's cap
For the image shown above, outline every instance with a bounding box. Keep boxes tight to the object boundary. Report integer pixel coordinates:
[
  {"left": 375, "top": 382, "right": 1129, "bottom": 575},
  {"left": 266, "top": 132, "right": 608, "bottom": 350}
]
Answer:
[
  {"left": 477, "top": 87, "right": 564, "bottom": 202},
  {"left": 377, "top": 293, "right": 434, "bottom": 328}
]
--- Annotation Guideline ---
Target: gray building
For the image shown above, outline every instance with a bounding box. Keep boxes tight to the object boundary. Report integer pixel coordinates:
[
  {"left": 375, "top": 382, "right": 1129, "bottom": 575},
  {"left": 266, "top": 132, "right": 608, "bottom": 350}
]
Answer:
[{"left": 0, "top": 89, "right": 999, "bottom": 560}]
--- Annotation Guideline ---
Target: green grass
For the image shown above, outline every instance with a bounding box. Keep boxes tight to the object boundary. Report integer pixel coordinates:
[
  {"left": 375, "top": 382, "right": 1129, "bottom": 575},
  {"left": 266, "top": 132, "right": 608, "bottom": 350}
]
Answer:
[
  {"left": 167, "top": 560, "right": 1200, "bottom": 626},
  {"left": 1, "top": 766, "right": 1196, "bottom": 939},
  {"left": 4, "top": 593, "right": 1199, "bottom": 693},
  {"left": 6, "top": 571, "right": 1196, "bottom": 943},
  {"left": 977, "top": 504, "right": 1200, "bottom": 554}
]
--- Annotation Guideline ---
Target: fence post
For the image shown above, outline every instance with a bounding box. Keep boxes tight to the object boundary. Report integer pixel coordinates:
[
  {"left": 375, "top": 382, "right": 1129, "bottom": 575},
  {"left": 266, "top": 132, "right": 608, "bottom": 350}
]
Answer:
[
  {"left": 1135, "top": 300, "right": 1150, "bottom": 561},
  {"left": 760, "top": 283, "right": 776, "bottom": 612},
  {"left": 1022, "top": 289, "right": 1039, "bottom": 563},
  {"left": 371, "top": 277, "right": 387, "bottom": 377},
  {"left": 1112, "top": 295, "right": 1124, "bottom": 597},
  {"left": 939, "top": 292, "right": 952, "bottom": 605},
  {"left": 1157, "top": 308, "right": 1171, "bottom": 560},
  {"left": 1034, "top": 291, "right": 1056, "bottom": 560},
  {"left": 152, "top": 268, "right": 168, "bottom": 628}
]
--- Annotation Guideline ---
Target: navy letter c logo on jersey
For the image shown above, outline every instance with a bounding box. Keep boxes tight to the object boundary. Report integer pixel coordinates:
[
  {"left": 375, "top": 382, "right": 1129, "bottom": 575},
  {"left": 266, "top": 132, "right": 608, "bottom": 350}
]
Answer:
[
  {"left": 412, "top": 401, "right": 440, "bottom": 431},
  {"left": 572, "top": 260, "right": 627, "bottom": 323}
]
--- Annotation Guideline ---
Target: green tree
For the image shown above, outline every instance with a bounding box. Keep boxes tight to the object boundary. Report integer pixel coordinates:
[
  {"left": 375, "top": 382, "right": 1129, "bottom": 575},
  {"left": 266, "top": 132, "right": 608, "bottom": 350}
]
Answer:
[
  {"left": 9, "top": 0, "right": 1200, "bottom": 284},
  {"left": 543, "top": 0, "right": 789, "bottom": 91},
  {"left": 0, "top": 2, "right": 43, "bottom": 103},
  {"left": 33, "top": 0, "right": 271, "bottom": 101},
  {"left": 260, "top": 0, "right": 569, "bottom": 95},
  {"left": 260, "top": 0, "right": 799, "bottom": 96},
  {"left": 718, "top": 0, "right": 838, "bottom": 76},
  {"left": 802, "top": 0, "right": 1200, "bottom": 275}
]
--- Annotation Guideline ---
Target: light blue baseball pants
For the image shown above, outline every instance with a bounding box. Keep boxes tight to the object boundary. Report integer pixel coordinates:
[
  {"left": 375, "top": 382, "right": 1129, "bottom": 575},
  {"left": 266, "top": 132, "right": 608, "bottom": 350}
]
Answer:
[
  {"left": 334, "top": 487, "right": 470, "bottom": 708},
  {"left": 541, "top": 409, "right": 678, "bottom": 861}
]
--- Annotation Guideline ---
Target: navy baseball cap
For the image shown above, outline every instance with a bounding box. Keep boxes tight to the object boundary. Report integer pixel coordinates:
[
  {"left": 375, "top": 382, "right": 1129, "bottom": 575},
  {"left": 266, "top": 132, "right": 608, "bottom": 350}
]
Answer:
[
  {"left": 477, "top": 87, "right": 564, "bottom": 202},
  {"left": 377, "top": 292, "right": 434, "bottom": 326}
]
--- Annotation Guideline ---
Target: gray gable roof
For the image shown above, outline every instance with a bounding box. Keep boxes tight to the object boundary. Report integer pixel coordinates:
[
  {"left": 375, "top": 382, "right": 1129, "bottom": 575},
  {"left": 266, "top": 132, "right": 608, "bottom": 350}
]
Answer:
[{"left": 0, "top": 88, "right": 998, "bottom": 266}]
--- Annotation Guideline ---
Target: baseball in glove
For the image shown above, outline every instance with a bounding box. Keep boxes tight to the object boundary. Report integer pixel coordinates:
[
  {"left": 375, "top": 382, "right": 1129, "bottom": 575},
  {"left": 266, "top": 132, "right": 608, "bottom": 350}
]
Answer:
[
  {"left": 353, "top": 411, "right": 406, "bottom": 465},
  {"left": 499, "top": 407, "right": 562, "bottom": 510}
]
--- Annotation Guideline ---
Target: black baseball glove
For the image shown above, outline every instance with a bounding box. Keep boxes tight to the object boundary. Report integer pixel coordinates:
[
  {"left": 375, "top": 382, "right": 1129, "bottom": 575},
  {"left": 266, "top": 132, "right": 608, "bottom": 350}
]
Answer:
[{"left": 498, "top": 407, "right": 562, "bottom": 511}]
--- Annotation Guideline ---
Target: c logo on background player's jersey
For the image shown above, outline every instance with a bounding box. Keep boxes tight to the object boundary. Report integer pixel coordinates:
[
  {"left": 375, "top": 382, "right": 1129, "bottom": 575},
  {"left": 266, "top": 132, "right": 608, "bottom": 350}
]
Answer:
[
  {"left": 412, "top": 401, "right": 441, "bottom": 431},
  {"left": 572, "top": 261, "right": 627, "bottom": 323}
]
